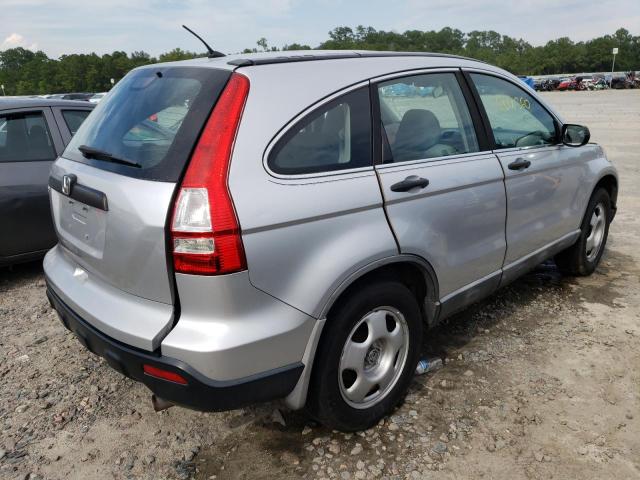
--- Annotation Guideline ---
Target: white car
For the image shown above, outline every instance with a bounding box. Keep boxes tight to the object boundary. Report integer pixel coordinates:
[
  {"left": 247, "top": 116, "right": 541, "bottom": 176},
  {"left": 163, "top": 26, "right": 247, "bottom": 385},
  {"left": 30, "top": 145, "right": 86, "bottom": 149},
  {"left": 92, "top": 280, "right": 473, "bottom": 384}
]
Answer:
[{"left": 89, "top": 92, "right": 107, "bottom": 103}]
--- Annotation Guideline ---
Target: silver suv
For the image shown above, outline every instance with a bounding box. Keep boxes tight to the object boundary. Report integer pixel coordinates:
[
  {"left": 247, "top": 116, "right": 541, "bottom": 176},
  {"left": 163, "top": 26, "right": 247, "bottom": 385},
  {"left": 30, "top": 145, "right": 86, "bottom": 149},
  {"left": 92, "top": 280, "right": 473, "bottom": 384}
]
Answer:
[{"left": 44, "top": 51, "right": 618, "bottom": 431}]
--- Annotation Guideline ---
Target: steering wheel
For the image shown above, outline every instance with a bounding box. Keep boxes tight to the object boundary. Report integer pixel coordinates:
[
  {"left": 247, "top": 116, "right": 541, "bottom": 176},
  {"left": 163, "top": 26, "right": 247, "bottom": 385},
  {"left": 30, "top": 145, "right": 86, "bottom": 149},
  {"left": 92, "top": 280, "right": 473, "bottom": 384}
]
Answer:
[{"left": 514, "top": 131, "right": 547, "bottom": 148}]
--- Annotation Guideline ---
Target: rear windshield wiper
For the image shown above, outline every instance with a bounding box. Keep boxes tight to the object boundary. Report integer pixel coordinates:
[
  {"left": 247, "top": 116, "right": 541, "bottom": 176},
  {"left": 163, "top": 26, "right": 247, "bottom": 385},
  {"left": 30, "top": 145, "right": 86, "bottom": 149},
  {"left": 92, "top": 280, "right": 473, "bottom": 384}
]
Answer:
[{"left": 78, "top": 145, "right": 142, "bottom": 168}]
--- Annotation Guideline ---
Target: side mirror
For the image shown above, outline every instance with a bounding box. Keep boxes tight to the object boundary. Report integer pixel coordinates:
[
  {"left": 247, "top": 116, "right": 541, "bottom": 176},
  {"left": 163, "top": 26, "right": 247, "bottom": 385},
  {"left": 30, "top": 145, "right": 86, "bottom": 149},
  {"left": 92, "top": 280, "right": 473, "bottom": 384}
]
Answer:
[{"left": 562, "top": 124, "right": 590, "bottom": 147}]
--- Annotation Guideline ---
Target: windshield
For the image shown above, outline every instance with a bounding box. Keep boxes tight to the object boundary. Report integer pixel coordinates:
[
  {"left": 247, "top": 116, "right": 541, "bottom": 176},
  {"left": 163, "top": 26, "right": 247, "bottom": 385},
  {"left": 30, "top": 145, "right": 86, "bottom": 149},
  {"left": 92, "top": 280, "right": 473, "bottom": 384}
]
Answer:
[{"left": 63, "top": 66, "right": 231, "bottom": 181}]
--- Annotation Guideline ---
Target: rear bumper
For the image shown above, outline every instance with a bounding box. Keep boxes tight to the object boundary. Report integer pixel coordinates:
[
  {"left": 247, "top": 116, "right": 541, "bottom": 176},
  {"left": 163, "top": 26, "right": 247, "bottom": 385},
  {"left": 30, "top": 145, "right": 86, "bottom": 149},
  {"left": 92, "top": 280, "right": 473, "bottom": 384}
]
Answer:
[
  {"left": 43, "top": 245, "right": 174, "bottom": 351},
  {"left": 47, "top": 283, "right": 303, "bottom": 411}
]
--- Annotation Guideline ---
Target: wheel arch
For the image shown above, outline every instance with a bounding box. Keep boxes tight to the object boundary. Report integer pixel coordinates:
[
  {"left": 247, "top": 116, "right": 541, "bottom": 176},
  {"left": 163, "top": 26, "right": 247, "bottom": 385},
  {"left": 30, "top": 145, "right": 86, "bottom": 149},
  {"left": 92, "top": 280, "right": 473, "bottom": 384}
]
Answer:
[
  {"left": 285, "top": 255, "right": 440, "bottom": 410},
  {"left": 319, "top": 255, "right": 440, "bottom": 326},
  {"left": 593, "top": 174, "right": 618, "bottom": 212}
]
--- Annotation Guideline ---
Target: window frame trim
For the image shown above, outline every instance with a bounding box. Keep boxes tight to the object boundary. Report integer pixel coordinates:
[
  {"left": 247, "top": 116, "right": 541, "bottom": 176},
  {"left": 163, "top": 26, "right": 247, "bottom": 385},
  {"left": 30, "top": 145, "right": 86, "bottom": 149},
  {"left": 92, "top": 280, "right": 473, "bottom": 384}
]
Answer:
[
  {"left": 370, "top": 68, "right": 491, "bottom": 167},
  {"left": 263, "top": 80, "right": 374, "bottom": 180},
  {"left": 462, "top": 69, "right": 563, "bottom": 153},
  {"left": 374, "top": 150, "right": 499, "bottom": 172},
  {"left": 0, "top": 107, "right": 62, "bottom": 163}
]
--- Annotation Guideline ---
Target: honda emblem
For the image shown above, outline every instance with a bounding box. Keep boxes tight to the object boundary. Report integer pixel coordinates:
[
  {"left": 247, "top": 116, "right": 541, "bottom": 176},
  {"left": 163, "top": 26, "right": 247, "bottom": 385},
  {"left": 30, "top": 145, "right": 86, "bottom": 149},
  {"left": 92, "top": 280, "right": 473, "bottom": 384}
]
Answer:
[{"left": 62, "top": 174, "right": 76, "bottom": 196}]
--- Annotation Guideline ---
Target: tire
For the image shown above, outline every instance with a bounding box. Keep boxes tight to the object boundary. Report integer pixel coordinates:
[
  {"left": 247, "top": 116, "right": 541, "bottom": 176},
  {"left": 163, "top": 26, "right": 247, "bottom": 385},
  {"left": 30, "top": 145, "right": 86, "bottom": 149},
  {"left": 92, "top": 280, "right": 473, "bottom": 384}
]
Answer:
[
  {"left": 306, "top": 281, "right": 423, "bottom": 432},
  {"left": 555, "top": 188, "right": 611, "bottom": 276}
]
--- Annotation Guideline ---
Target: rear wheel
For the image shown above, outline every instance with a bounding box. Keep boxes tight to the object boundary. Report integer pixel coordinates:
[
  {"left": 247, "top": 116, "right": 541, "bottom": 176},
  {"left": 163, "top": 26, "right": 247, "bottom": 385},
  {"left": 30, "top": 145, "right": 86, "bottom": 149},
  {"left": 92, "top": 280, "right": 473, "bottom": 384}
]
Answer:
[
  {"left": 555, "top": 188, "right": 611, "bottom": 276},
  {"left": 306, "top": 281, "right": 422, "bottom": 431}
]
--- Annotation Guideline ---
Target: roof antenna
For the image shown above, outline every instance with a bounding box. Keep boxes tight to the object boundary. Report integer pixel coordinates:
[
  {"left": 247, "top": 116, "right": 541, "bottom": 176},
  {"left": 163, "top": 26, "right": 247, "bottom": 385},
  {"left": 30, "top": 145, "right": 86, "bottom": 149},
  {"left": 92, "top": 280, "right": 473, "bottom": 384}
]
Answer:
[{"left": 182, "top": 25, "right": 225, "bottom": 58}]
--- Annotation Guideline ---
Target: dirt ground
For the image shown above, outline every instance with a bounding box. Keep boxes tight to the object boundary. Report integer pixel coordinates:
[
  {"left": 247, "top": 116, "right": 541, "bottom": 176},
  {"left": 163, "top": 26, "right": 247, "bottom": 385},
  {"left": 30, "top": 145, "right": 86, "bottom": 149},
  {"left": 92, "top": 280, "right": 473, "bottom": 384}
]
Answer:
[{"left": 1, "top": 89, "right": 639, "bottom": 480}]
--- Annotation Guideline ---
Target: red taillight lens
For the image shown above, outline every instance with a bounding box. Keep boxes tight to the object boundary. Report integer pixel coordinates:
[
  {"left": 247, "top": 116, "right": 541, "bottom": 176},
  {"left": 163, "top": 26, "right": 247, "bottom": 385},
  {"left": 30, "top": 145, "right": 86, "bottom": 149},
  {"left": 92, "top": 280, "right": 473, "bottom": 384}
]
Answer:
[
  {"left": 143, "top": 364, "right": 188, "bottom": 385},
  {"left": 171, "top": 73, "right": 249, "bottom": 275}
]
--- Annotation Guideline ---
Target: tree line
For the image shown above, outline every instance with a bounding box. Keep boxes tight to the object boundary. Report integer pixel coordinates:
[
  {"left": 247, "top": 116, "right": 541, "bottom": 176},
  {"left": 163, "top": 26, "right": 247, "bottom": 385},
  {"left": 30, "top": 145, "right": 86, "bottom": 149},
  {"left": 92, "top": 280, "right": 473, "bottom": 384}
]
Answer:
[{"left": 1, "top": 26, "right": 638, "bottom": 96}]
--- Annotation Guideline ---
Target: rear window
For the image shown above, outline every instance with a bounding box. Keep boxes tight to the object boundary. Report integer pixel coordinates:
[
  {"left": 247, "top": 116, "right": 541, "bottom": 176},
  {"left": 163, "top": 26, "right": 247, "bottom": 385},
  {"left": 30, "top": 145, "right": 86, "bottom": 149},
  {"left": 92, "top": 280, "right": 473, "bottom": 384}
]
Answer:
[{"left": 64, "top": 66, "right": 231, "bottom": 181}]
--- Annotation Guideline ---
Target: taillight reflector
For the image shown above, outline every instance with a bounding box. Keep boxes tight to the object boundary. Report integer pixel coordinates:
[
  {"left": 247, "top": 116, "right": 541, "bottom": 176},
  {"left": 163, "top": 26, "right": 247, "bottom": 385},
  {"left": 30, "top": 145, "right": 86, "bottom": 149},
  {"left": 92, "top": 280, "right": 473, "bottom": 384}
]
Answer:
[
  {"left": 143, "top": 364, "right": 188, "bottom": 385},
  {"left": 171, "top": 73, "right": 249, "bottom": 275}
]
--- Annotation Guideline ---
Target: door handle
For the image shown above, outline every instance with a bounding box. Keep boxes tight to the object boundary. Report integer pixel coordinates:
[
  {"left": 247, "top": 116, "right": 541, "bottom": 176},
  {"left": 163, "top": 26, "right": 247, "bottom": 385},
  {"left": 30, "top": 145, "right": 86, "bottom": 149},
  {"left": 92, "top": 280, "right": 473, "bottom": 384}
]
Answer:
[
  {"left": 508, "top": 158, "right": 531, "bottom": 170},
  {"left": 390, "top": 175, "right": 430, "bottom": 192}
]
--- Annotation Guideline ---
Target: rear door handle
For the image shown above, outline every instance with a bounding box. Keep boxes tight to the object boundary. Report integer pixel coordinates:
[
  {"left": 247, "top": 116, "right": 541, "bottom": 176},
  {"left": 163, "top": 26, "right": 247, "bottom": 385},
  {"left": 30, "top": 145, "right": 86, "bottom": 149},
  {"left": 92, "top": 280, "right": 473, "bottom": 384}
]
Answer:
[
  {"left": 390, "top": 175, "right": 430, "bottom": 192},
  {"left": 508, "top": 158, "right": 531, "bottom": 171}
]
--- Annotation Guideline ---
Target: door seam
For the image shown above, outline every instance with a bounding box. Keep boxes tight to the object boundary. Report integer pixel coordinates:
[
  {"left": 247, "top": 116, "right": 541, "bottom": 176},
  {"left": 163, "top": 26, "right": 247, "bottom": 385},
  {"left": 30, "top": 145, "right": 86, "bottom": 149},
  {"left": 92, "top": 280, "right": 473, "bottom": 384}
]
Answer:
[
  {"left": 495, "top": 153, "right": 509, "bottom": 275},
  {"left": 373, "top": 167, "right": 401, "bottom": 255}
]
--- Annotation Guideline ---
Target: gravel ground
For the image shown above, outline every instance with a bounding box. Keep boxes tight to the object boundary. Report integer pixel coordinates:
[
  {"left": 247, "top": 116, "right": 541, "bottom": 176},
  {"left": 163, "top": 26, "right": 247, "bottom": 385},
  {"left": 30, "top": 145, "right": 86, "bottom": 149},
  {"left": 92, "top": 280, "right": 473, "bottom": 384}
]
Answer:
[{"left": 1, "top": 89, "right": 639, "bottom": 480}]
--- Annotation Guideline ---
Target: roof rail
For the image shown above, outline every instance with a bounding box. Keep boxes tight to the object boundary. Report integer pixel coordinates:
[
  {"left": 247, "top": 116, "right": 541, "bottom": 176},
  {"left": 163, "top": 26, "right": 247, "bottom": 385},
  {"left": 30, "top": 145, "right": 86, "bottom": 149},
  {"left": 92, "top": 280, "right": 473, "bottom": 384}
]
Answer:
[{"left": 227, "top": 51, "right": 484, "bottom": 67}]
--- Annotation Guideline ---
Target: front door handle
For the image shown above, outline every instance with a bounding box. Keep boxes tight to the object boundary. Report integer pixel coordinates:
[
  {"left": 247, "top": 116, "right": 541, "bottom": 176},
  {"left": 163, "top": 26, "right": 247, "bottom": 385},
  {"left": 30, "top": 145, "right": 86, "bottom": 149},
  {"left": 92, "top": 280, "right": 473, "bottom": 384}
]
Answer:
[
  {"left": 390, "top": 175, "right": 430, "bottom": 192},
  {"left": 508, "top": 158, "right": 531, "bottom": 170}
]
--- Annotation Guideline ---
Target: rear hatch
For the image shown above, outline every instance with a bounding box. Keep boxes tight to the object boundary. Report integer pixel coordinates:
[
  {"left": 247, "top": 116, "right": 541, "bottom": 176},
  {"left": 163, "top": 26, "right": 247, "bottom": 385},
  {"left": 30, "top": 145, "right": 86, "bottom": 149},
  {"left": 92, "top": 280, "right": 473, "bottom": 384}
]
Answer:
[{"left": 47, "top": 65, "right": 232, "bottom": 350}]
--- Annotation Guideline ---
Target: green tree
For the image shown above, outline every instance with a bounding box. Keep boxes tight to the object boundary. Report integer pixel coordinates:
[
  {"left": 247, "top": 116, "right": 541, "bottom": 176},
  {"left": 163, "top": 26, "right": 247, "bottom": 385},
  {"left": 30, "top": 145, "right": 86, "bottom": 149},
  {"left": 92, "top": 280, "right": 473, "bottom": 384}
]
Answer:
[
  {"left": 282, "top": 43, "right": 311, "bottom": 51},
  {"left": 158, "top": 48, "right": 200, "bottom": 63},
  {"left": 1, "top": 27, "right": 638, "bottom": 96}
]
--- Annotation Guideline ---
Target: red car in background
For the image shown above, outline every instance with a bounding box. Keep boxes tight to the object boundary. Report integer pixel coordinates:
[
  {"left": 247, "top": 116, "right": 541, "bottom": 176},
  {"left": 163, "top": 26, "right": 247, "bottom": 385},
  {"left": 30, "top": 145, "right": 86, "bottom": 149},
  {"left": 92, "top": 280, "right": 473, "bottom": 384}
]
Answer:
[{"left": 557, "top": 77, "right": 586, "bottom": 91}]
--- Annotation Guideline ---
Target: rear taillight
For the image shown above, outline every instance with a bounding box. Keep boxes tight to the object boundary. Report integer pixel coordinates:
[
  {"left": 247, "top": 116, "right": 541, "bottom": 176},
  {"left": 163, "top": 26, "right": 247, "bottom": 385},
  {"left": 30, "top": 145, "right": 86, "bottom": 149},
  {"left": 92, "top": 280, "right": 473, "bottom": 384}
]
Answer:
[{"left": 171, "top": 73, "right": 249, "bottom": 275}]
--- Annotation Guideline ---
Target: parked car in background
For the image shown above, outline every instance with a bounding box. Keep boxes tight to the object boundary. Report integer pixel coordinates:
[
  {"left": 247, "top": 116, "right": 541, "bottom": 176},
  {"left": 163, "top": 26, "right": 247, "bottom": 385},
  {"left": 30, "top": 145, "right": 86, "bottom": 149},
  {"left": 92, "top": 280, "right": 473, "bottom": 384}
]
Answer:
[
  {"left": 611, "top": 71, "right": 638, "bottom": 89},
  {"left": 534, "top": 78, "right": 561, "bottom": 92},
  {"left": 45, "top": 51, "right": 618, "bottom": 431},
  {"left": 589, "top": 76, "right": 609, "bottom": 90},
  {"left": 46, "top": 93, "right": 94, "bottom": 101},
  {"left": 580, "top": 76, "right": 594, "bottom": 89},
  {"left": 517, "top": 75, "right": 535, "bottom": 89},
  {"left": 548, "top": 78, "right": 562, "bottom": 90},
  {"left": 557, "top": 77, "right": 585, "bottom": 91},
  {"left": 557, "top": 78, "right": 572, "bottom": 91},
  {"left": 0, "top": 98, "right": 94, "bottom": 266},
  {"left": 89, "top": 92, "right": 108, "bottom": 103}
]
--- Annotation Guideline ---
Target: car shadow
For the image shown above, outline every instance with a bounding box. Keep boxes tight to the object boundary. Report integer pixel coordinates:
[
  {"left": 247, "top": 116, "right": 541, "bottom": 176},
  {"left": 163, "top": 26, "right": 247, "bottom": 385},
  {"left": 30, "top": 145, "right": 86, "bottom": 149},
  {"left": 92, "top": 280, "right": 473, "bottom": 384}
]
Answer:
[
  {"left": 421, "top": 259, "right": 565, "bottom": 357},
  {"left": 0, "top": 260, "right": 44, "bottom": 292}
]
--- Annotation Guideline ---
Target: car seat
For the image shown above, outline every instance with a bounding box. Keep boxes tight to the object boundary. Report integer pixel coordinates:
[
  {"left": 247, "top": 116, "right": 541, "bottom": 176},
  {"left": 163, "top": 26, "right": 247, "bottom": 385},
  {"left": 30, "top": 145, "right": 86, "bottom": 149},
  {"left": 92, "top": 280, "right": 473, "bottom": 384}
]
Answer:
[{"left": 393, "top": 109, "right": 456, "bottom": 161}]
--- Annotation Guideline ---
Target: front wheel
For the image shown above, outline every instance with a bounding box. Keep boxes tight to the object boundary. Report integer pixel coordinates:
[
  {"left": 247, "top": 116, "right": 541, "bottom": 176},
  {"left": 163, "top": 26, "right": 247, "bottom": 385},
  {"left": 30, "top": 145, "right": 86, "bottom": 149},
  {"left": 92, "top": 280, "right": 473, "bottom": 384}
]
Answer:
[
  {"left": 555, "top": 188, "right": 611, "bottom": 276},
  {"left": 306, "top": 281, "right": 423, "bottom": 431}
]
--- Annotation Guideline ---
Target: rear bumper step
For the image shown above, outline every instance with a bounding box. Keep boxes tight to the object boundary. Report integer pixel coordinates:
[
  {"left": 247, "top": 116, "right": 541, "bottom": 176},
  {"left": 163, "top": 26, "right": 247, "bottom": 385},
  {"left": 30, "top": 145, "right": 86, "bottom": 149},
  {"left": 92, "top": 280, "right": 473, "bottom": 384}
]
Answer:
[{"left": 46, "top": 281, "right": 303, "bottom": 412}]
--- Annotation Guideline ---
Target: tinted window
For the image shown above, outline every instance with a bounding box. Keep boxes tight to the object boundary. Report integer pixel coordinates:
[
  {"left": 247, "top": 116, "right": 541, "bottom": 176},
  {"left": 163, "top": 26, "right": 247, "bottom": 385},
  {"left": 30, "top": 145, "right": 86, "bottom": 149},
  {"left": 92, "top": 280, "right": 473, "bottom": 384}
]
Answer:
[
  {"left": 378, "top": 73, "right": 479, "bottom": 163},
  {"left": 64, "top": 67, "right": 231, "bottom": 182},
  {"left": 471, "top": 74, "right": 557, "bottom": 149},
  {"left": 0, "top": 111, "right": 56, "bottom": 163},
  {"left": 269, "top": 87, "right": 371, "bottom": 175},
  {"left": 62, "top": 110, "right": 91, "bottom": 135}
]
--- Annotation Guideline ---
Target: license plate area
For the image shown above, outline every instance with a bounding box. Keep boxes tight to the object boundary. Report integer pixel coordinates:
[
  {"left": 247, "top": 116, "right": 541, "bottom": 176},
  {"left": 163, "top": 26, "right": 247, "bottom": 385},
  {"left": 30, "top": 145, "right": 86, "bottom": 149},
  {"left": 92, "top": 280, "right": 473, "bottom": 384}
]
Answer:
[{"left": 52, "top": 189, "right": 107, "bottom": 258}]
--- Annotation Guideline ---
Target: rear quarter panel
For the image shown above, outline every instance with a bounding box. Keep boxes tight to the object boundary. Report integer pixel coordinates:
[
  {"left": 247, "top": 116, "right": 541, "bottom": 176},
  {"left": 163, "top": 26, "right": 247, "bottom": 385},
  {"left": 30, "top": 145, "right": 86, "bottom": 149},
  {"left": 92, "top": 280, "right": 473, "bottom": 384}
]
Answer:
[{"left": 232, "top": 171, "right": 398, "bottom": 319}]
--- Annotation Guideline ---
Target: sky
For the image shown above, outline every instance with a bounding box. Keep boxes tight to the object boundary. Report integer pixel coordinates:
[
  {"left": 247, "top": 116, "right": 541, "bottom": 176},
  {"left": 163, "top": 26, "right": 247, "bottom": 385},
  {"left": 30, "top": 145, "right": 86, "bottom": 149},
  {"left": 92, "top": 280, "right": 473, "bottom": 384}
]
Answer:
[{"left": 1, "top": 0, "right": 639, "bottom": 58}]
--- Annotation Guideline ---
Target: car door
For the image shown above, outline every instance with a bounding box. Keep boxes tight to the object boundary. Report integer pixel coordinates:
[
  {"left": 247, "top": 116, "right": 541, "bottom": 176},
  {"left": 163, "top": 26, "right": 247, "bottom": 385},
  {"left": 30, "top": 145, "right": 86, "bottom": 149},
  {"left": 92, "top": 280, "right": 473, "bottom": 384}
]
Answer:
[
  {"left": 373, "top": 70, "right": 507, "bottom": 317},
  {"left": 466, "top": 72, "right": 588, "bottom": 284},
  {"left": 0, "top": 107, "right": 64, "bottom": 261}
]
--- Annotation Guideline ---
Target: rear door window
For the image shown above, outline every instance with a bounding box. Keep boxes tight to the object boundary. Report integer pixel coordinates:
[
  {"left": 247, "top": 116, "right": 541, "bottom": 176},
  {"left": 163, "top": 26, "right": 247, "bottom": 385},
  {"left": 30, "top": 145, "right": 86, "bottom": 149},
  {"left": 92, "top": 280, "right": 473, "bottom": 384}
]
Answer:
[
  {"left": 268, "top": 87, "right": 372, "bottom": 175},
  {"left": 0, "top": 111, "right": 56, "bottom": 163},
  {"left": 63, "top": 67, "right": 231, "bottom": 182},
  {"left": 377, "top": 73, "right": 479, "bottom": 163},
  {"left": 61, "top": 110, "right": 91, "bottom": 135}
]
